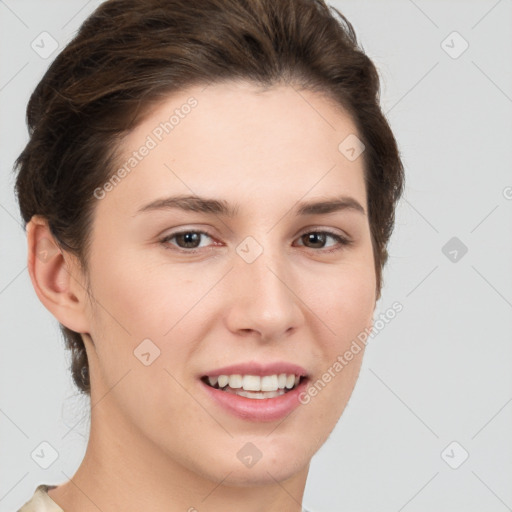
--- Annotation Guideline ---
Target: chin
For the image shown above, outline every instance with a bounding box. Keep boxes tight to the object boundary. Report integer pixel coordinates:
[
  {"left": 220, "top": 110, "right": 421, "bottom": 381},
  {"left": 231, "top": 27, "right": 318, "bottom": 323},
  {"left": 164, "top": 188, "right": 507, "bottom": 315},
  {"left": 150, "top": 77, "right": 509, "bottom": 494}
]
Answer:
[
  {"left": 201, "top": 435, "right": 313, "bottom": 486},
  {"left": 218, "top": 460, "right": 309, "bottom": 487}
]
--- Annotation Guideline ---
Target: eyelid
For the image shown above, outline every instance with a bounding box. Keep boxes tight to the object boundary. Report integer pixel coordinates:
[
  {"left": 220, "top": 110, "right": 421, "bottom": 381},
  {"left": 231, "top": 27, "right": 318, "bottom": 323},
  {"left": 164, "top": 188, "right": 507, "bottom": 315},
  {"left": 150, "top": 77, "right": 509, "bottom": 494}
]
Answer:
[{"left": 296, "top": 225, "right": 351, "bottom": 240}]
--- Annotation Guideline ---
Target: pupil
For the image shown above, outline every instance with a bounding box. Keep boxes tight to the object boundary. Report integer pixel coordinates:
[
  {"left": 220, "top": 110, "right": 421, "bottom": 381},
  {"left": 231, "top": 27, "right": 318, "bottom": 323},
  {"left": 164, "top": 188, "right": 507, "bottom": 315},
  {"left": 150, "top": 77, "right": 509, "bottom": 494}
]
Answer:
[
  {"left": 305, "top": 232, "right": 325, "bottom": 248},
  {"left": 179, "top": 232, "right": 200, "bottom": 248}
]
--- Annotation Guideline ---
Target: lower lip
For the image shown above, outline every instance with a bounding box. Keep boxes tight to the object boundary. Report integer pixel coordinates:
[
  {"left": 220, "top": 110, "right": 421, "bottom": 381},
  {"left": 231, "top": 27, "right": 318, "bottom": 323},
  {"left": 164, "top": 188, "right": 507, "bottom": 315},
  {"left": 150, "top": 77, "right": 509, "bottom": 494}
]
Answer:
[{"left": 200, "top": 378, "right": 308, "bottom": 422}]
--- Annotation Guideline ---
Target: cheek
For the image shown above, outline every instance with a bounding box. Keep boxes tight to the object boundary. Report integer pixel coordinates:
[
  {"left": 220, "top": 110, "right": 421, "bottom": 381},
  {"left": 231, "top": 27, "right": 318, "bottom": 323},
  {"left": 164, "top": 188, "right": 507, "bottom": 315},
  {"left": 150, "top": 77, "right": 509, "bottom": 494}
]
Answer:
[
  {"left": 338, "top": 267, "right": 375, "bottom": 338},
  {"left": 89, "top": 250, "right": 202, "bottom": 340},
  {"left": 303, "top": 259, "right": 376, "bottom": 349},
  {"left": 85, "top": 257, "right": 201, "bottom": 419},
  {"left": 299, "top": 260, "right": 375, "bottom": 420},
  {"left": 86, "top": 252, "right": 214, "bottom": 405}
]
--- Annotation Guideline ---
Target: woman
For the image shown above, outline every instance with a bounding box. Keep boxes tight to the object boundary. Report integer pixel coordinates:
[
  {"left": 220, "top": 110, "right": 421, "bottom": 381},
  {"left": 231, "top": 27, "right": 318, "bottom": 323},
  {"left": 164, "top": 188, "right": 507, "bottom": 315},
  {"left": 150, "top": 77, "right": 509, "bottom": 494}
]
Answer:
[{"left": 14, "top": 0, "right": 404, "bottom": 510}]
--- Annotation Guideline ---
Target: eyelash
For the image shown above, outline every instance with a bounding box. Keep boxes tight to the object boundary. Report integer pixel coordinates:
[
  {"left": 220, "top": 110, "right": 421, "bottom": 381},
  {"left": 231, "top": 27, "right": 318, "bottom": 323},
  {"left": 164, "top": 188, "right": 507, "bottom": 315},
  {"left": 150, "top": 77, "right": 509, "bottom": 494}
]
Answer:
[{"left": 159, "top": 229, "right": 352, "bottom": 254}]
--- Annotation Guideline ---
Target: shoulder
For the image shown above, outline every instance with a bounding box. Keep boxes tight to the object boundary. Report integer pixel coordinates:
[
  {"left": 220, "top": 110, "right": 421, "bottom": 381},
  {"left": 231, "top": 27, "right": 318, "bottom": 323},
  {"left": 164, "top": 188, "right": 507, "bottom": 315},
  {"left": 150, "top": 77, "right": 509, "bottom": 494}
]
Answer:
[{"left": 16, "top": 484, "right": 64, "bottom": 512}]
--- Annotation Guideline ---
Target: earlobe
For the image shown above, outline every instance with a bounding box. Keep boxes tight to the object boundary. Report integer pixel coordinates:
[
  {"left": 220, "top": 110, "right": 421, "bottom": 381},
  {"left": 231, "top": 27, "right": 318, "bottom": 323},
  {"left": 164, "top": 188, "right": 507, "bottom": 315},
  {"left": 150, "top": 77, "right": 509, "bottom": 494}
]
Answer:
[{"left": 26, "top": 215, "right": 90, "bottom": 334}]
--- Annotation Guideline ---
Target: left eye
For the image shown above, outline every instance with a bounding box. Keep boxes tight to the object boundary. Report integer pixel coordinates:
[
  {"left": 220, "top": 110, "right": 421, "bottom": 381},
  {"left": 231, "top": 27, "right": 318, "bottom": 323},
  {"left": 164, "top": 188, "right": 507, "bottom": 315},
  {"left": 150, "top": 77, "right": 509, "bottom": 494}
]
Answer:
[
  {"left": 160, "top": 230, "right": 351, "bottom": 252},
  {"left": 295, "top": 231, "right": 350, "bottom": 250}
]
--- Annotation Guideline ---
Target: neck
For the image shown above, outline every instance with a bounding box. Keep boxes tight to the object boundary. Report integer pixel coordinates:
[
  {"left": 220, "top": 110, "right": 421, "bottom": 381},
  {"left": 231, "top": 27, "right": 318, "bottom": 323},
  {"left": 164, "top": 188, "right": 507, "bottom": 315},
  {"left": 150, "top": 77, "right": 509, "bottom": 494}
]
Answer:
[{"left": 48, "top": 388, "right": 309, "bottom": 512}]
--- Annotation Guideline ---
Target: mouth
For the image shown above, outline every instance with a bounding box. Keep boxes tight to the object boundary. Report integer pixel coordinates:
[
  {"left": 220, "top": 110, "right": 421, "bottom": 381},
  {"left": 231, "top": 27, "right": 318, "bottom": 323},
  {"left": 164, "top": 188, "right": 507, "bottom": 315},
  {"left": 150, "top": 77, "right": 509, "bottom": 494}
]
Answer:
[
  {"left": 201, "top": 373, "right": 306, "bottom": 400},
  {"left": 199, "top": 361, "right": 309, "bottom": 421}
]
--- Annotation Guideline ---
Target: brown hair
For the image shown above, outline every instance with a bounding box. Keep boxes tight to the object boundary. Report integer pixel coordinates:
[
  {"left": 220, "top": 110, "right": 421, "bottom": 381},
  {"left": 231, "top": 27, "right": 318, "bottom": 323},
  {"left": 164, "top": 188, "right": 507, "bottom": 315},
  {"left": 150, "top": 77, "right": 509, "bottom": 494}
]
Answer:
[{"left": 14, "top": 0, "right": 404, "bottom": 395}]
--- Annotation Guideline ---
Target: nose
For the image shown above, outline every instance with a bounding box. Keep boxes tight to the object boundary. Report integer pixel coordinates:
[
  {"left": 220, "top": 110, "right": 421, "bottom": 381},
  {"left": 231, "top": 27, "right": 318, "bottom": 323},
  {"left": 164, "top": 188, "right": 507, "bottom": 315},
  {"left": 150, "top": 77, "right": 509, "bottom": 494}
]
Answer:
[{"left": 224, "top": 242, "right": 304, "bottom": 342}]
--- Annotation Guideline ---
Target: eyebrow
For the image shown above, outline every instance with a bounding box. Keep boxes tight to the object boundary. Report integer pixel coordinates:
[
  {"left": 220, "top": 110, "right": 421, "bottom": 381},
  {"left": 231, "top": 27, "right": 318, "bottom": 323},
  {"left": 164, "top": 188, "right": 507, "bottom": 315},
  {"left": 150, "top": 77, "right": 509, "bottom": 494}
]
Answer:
[{"left": 135, "top": 194, "right": 366, "bottom": 217}]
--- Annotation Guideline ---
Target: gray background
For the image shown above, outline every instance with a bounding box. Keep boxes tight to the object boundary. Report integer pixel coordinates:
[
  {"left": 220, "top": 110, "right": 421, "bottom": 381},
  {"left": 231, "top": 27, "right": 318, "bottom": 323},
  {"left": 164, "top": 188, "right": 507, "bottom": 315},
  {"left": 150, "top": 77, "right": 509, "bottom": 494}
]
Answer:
[{"left": 1, "top": 1, "right": 511, "bottom": 511}]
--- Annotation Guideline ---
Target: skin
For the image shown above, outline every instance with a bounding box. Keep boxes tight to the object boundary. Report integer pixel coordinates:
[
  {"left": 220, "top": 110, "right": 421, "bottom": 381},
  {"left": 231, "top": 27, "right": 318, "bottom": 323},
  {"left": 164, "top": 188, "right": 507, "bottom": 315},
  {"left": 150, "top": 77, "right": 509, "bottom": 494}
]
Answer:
[{"left": 28, "top": 81, "right": 376, "bottom": 512}]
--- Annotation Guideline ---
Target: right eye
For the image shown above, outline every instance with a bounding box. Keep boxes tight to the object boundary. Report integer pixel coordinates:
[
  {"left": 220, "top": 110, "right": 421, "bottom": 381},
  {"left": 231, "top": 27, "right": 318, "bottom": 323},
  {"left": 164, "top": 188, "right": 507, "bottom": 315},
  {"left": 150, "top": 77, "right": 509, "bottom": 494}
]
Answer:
[{"left": 160, "top": 230, "right": 217, "bottom": 252}]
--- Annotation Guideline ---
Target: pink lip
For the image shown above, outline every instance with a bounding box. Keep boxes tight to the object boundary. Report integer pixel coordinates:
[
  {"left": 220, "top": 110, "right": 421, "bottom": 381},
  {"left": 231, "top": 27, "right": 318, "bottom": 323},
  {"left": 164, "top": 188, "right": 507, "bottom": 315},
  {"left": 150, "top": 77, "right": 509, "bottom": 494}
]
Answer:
[
  {"left": 201, "top": 361, "right": 308, "bottom": 378},
  {"left": 200, "top": 377, "right": 308, "bottom": 422}
]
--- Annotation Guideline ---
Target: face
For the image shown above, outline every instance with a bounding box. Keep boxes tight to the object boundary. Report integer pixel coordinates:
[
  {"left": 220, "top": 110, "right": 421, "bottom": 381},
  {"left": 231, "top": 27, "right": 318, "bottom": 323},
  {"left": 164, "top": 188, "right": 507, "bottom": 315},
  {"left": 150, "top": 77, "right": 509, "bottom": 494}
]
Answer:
[{"left": 80, "top": 81, "right": 376, "bottom": 486}]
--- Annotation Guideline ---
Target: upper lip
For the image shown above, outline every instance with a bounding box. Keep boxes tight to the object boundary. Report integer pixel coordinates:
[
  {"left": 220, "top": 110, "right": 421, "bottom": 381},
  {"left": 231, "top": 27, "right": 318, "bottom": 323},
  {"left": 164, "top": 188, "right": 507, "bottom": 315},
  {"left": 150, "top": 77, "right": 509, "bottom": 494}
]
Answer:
[{"left": 202, "top": 361, "right": 308, "bottom": 378}]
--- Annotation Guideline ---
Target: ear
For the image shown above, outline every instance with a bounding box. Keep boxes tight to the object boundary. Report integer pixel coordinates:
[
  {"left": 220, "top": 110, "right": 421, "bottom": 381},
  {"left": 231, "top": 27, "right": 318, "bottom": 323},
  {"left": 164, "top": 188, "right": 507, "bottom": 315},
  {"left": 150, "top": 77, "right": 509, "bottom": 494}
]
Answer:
[{"left": 26, "top": 215, "right": 90, "bottom": 334}]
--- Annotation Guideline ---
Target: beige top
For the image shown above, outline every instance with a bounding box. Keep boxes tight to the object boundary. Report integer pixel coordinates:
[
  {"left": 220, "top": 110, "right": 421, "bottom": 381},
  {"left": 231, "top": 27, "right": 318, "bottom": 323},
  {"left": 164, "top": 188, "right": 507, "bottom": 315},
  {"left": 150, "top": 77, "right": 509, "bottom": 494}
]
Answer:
[{"left": 17, "top": 484, "right": 64, "bottom": 512}]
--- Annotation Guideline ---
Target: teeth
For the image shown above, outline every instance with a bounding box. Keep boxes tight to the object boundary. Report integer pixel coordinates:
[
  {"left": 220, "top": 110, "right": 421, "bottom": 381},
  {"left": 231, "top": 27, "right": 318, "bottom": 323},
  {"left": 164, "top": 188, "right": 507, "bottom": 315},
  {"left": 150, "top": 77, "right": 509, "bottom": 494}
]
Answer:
[
  {"left": 217, "top": 375, "right": 229, "bottom": 388},
  {"left": 206, "top": 373, "right": 302, "bottom": 393},
  {"left": 224, "top": 388, "right": 287, "bottom": 399},
  {"left": 243, "top": 375, "right": 261, "bottom": 391},
  {"left": 228, "top": 374, "right": 242, "bottom": 388},
  {"left": 261, "top": 375, "right": 278, "bottom": 391}
]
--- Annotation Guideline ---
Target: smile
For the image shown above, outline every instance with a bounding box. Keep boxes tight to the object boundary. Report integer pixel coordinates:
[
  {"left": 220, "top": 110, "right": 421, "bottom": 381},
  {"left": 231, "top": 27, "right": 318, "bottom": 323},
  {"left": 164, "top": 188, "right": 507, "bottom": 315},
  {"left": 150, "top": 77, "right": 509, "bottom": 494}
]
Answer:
[{"left": 201, "top": 373, "right": 303, "bottom": 399}]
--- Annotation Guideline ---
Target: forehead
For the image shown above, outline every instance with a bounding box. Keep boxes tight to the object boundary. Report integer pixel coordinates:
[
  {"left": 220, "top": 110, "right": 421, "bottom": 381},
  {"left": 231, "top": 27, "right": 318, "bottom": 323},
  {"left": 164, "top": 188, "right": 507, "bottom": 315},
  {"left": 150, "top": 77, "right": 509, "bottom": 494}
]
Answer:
[{"left": 97, "top": 81, "right": 367, "bottom": 218}]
